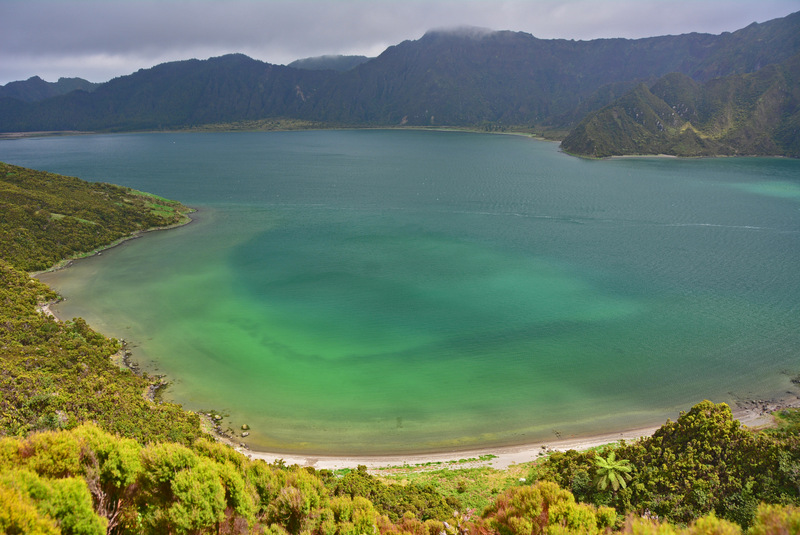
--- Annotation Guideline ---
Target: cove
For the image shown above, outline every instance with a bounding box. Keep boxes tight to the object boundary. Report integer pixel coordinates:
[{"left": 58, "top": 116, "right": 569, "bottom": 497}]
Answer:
[{"left": 2, "top": 130, "right": 799, "bottom": 455}]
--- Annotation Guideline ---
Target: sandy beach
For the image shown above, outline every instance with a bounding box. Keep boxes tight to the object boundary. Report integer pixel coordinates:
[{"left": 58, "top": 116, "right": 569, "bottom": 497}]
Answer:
[
  {"left": 236, "top": 424, "right": 661, "bottom": 471},
  {"left": 228, "top": 395, "right": 800, "bottom": 471}
]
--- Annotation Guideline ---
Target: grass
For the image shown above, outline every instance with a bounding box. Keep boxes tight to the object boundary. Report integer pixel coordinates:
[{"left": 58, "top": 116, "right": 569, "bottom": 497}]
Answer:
[
  {"left": 131, "top": 192, "right": 194, "bottom": 226},
  {"left": 772, "top": 407, "right": 800, "bottom": 435},
  {"left": 371, "top": 458, "right": 536, "bottom": 511}
]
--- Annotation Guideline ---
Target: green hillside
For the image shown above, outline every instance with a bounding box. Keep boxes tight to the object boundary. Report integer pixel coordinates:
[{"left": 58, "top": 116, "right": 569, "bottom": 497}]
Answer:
[
  {"left": 561, "top": 55, "right": 800, "bottom": 157},
  {"left": 0, "top": 162, "right": 193, "bottom": 271},
  {"left": 0, "top": 163, "right": 202, "bottom": 445}
]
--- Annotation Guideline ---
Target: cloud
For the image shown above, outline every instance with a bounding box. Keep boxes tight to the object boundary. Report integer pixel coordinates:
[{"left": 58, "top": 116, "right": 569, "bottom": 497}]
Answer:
[{"left": 1, "top": 0, "right": 798, "bottom": 85}]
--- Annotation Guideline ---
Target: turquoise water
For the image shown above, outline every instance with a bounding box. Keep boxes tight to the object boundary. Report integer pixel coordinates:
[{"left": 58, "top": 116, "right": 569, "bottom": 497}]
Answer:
[{"left": 2, "top": 131, "right": 799, "bottom": 454}]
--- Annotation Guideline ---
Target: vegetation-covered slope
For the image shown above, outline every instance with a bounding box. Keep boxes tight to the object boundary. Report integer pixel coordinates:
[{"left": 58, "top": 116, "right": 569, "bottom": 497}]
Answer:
[
  {"left": 0, "top": 55, "right": 331, "bottom": 132},
  {"left": 0, "top": 261, "right": 204, "bottom": 445},
  {"left": 300, "top": 13, "right": 800, "bottom": 129},
  {"left": 0, "top": 163, "right": 202, "bottom": 443},
  {"left": 560, "top": 54, "right": 800, "bottom": 157},
  {"left": 538, "top": 401, "right": 800, "bottom": 528},
  {"left": 0, "top": 162, "right": 192, "bottom": 271},
  {"left": 2, "top": 404, "right": 800, "bottom": 534}
]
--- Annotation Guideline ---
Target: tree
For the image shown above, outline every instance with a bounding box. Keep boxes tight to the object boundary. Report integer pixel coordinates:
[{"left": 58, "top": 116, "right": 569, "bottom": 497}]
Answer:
[
  {"left": 138, "top": 442, "right": 227, "bottom": 534},
  {"left": 0, "top": 469, "right": 107, "bottom": 535},
  {"left": 617, "top": 400, "right": 787, "bottom": 527},
  {"left": 72, "top": 424, "right": 142, "bottom": 534},
  {"left": 0, "top": 481, "right": 60, "bottom": 535},
  {"left": 594, "top": 451, "right": 632, "bottom": 492},
  {"left": 481, "top": 481, "right": 616, "bottom": 535}
]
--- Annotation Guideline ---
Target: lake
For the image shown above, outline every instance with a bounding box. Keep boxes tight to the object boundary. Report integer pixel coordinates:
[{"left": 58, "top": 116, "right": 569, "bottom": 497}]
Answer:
[{"left": 2, "top": 130, "right": 799, "bottom": 454}]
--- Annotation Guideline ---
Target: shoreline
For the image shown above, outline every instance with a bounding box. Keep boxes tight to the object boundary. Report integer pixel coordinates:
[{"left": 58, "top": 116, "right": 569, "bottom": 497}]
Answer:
[
  {"left": 34, "top": 210, "right": 197, "bottom": 400},
  {"left": 219, "top": 394, "right": 800, "bottom": 472},
  {"left": 36, "top": 222, "right": 800, "bottom": 471},
  {"left": 32, "top": 209, "right": 196, "bottom": 276},
  {"left": 39, "top": 278, "right": 800, "bottom": 474},
  {"left": 11, "top": 127, "right": 790, "bottom": 160},
  {"left": 40, "top": 254, "right": 799, "bottom": 472},
  {"left": 30, "top": 196, "right": 800, "bottom": 473},
  {"left": 227, "top": 423, "right": 661, "bottom": 471}
]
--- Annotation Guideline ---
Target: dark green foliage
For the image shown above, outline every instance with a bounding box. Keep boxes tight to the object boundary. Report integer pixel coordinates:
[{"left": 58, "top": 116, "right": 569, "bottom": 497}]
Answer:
[
  {"left": 561, "top": 54, "right": 800, "bottom": 157},
  {"left": 532, "top": 449, "right": 599, "bottom": 505},
  {"left": 619, "top": 401, "right": 795, "bottom": 527},
  {"left": 331, "top": 464, "right": 461, "bottom": 522},
  {"left": 0, "top": 162, "right": 192, "bottom": 272},
  {"left": 538, "top": 401, "right": 800, "bottom": 529}
]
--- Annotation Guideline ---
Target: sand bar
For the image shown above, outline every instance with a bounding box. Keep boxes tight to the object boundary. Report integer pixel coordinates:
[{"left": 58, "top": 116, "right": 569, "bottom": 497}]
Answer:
[
  {"left": 41, "top": 290, "right": 799, "bottom": 472},
  {"left": 33, "top": 240, "right": 799, "bottom": 472},
  {"left": 38, "top": 284, "right": 799, "bottom": 472}
]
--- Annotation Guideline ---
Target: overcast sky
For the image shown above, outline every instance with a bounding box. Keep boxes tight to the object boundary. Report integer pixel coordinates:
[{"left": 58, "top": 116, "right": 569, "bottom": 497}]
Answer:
[{"left": 2, "top": 0, "right": 799, "bottom": 86}]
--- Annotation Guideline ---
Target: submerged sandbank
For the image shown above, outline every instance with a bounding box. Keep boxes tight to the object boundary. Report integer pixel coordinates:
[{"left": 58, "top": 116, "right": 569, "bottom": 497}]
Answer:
[
  {"left": 35, "top": 232, "right": 800, "bottom": 471},
  {"left": 37, "top": 247, "right": 800, "bottom": 471},
  {"left": 33, "top": 210, "right": 196, "bottom": 277}
]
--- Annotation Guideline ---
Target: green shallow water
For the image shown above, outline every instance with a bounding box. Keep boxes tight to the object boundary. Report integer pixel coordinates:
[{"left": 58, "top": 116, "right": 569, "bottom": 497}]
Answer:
[{"left": 3, "top": 130, "right": 799, "bottom": 454}]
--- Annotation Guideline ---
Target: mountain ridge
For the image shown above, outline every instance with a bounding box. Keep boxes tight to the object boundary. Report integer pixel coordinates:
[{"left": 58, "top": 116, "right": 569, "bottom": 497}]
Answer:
[
  {"left": 561, "top": 54, "right": 800, "bottom": 157},
  {"left": 0, "top": 75, "right": 99, "bottom": 102},
  {"left": 1, "top": 11, "right": 798, "bottom": 157},
  {"left": 287, "top": 54, "right": 371, "bottom": 71}
]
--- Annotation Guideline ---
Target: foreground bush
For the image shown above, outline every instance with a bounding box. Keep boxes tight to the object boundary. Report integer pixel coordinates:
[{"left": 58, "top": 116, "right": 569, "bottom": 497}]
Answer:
[
  {"left": 538, "top": 401, "right": 800, "bottom": 529},
  {"left": 3, "top": 424, "right": 800, "bottom": 534}
]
